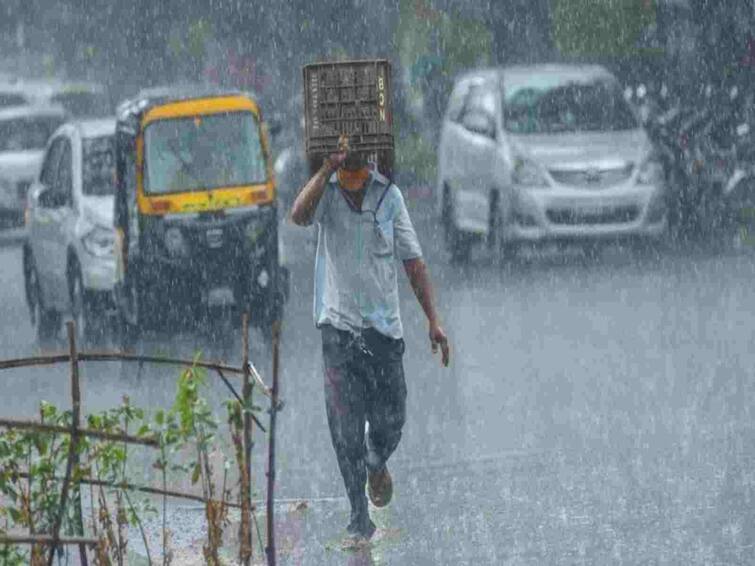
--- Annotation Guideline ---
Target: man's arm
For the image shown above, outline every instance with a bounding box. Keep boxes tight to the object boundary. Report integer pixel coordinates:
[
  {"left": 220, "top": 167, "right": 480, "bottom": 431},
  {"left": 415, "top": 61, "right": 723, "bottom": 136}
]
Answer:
[
  {"left": 289, "top": 160, "right": 335, "bottom": 226},
  {"left": 290, "top": 136, "right": 349, "bottom": 226},
  {"left": 403, "top": 257, "right": 450, "bottom": 367}
]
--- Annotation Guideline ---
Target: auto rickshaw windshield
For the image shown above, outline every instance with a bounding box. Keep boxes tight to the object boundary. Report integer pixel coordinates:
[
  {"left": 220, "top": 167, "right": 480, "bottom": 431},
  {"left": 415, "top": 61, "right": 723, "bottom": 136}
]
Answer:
[{"left": 143, "top": 111, "right": 267, "bottom": 195}]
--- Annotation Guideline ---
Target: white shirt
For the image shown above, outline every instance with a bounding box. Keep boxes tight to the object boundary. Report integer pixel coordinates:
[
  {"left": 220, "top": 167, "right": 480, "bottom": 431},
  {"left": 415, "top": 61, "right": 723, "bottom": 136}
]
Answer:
[{"left": 313, "top": 169, "right": 422, "bottom": 339}]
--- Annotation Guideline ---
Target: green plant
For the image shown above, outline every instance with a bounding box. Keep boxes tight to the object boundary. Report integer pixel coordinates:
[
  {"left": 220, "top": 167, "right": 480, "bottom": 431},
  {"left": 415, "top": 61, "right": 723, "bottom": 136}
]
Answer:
[
  {"left": 0, "top": 402, "right": 78, "bottom": 565},
  {"left": 0, "top": 356, "right": 262, "bottom": 565},
  {"left": 551, "top": 0, "right": 657, "bottom": 58}
]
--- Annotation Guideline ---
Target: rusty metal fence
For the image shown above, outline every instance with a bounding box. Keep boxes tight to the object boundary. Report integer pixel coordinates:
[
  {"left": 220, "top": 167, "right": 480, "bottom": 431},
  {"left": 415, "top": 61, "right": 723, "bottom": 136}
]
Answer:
[{"left": 0, "top": 314, "right": 282, "bottom": 566}]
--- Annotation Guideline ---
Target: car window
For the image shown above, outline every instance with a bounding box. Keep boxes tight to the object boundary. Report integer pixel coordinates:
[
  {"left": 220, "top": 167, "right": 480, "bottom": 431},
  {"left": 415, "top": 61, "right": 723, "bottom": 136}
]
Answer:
[
  {"left": 114, "top": 133, "right": 135, "bottom": 234},
  {"left": 82, "top": 135, "right": 115, "bottom": 195},
  {"left": 0, "top": 115, "right": 66, "bottom": 152},
  {"left": 53, "top": 139, "right": 73, "bottom": 206},
  {"left": 503, "top": 79, "right": 638, "bottom": 134},
  {"left": 144, "top": 111, "right": 267, "bottom": 194},
  {"left": 460, "top": 85, "right": 497, "bottom": 121},
  {"left": 446, "top": 81, "right": 471, "bottom": 122},
  {"left": 39, "top": 138, "right": 65, "bottom": 186}
]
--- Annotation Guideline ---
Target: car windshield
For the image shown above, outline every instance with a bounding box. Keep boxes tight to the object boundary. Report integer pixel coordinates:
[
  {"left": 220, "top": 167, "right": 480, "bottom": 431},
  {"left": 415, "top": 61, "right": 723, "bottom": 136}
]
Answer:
[
  {"left": 82, "top": 135, "right": 115, "bottom": 196},
  {"left": 144, "top": 111, "right": 267, "bottom": 194},
  {"left": 51, "top": 92, "right": 110, "bottom": 117},
  {"left": 503, "top": 80, "right": 638, "bottom": 135},
  {"left": 0, "top": 115, "right": 64, "bottom": 151}
]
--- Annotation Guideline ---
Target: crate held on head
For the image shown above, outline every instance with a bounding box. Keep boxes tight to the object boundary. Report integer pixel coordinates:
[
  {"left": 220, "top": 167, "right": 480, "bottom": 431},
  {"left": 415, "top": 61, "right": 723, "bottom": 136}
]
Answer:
[{"left": 303, "top": 59, "right": 394, "bottom": 177}]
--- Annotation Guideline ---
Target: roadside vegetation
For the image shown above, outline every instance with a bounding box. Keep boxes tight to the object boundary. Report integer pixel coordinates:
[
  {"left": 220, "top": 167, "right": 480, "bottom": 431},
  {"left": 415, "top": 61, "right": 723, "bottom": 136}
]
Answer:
[{"left": 0, "top": 361, "right": 266, "bottom": 565}]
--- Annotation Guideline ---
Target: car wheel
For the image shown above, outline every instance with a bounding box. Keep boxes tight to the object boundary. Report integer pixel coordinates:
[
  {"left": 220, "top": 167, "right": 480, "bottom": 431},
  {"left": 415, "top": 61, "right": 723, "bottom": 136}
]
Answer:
[
  {"left": 69, "top": 264, "right": 103, "bottom": 347},
  {"left": 442, "top": 186, "right": 473, "bottom": 264},
  {"left": 23, "top": 248, "right": 37, "bottom": 325},
  {"left": 117, "top": 314, "right": 139, "bottom": 352},
  {"left": 26, "top": 256, "right": 60, "bottom": 345}
]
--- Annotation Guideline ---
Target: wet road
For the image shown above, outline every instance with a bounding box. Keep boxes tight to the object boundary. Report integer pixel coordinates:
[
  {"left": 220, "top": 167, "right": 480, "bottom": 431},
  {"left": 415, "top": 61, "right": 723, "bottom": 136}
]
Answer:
[{"left": 2, "top": 204, "right": 755, "bottom": 564}]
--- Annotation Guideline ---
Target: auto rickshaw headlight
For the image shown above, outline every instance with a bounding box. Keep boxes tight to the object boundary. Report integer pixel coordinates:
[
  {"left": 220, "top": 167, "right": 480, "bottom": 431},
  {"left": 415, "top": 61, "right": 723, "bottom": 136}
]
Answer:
[
  {"left": 164, "top": 227, "right": 188, "bottom": 257},
  {"left": 257, "top": 269, "right": 270, "bottom": 288}
]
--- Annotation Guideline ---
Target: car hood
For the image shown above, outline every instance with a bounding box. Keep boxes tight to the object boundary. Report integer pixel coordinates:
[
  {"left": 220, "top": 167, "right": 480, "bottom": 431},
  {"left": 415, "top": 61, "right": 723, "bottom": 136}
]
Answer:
[
  {"left": 509, "top": 129, "right": 650, "bottom": 170},
  {"left": 81, "top": 195, "right": 114, "bottom": 228},
  {"left": 0, "top": 150, "right": 44, "bottom": 181}
]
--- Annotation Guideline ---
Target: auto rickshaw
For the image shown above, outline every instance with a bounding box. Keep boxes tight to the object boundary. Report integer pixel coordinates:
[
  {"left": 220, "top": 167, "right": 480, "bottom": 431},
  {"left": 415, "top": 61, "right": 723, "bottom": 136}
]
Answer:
[{"left": 113, "top": 89, "right": 287, "bottom": 337}]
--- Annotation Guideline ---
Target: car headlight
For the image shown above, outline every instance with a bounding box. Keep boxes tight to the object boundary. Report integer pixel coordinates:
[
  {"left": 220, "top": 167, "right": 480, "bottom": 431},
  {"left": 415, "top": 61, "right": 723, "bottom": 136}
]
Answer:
[
  {"left": 82, "top": 226, "right": 115, "bottom": 257},
  {"left": 512, "top": 157, "right": 549, "bottom": 188},
  {"left": 638, "top": 155, "right": 664, "bottom": 185},
  {"left": 164, "top": 226, "right": 188, "bottom": 257}
]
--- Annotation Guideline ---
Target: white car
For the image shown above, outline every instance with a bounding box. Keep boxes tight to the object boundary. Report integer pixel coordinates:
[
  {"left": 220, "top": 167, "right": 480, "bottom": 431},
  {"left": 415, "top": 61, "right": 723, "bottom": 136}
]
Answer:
[
  {"left": 23, "top": 118, "right": 117, "bottom": 344},
  {"left": 0, "top": 81, "right": 33, "bottom": 109},
  {"left": 437, "top": 64, "right": 668, "bottom": 261},
  {"left": 0, "top": 105, "right": 68, "bottom": 223},
  {"left": 16, "top": 79, "right": 111, "bottom": 118}
]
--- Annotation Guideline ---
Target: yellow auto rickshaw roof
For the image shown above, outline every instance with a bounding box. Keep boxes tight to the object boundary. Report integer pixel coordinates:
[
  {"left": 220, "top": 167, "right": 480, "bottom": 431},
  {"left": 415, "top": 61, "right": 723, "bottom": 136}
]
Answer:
[{"left": 142, "top": 94, "right": 260, "bottom": 126}]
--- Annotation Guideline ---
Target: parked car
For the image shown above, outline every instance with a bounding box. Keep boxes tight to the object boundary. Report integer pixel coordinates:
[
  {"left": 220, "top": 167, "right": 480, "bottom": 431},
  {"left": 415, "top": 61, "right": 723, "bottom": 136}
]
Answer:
[
  {"left": 0, "top": 105, "right": 68, "bottom": 224},
  {"left": 21, "top": 79, "right": 112, "bottom": 118},
  {"left": 437, "top": 64, "right": 668, "bottom": 262},
  {"left": 0, "top": 78, "right": 33, "bottom": 109},
  {"left": 23, "top": 118, "right": 117, "bottom": 345}
]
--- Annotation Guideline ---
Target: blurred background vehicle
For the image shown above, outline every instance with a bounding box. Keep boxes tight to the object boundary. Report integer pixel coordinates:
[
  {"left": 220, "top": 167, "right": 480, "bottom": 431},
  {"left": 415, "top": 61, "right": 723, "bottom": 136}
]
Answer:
[
  {"left": 0, "top": 104, "right": 67, "bottom": 226},
  {"left": 437, "top": 64, "right": 667, "bottom": 263},
  {"left": 113, "top": 90, "right": 287, "bottom": 343},
  {"left": 8, "top": 78, "right": 112, "bottom": 117},
  {"left": 22, "top": 118, "right": 117, "bottom": 345},
  {"left": 0, "top": 75, "right": 33, "bottom": 108},
  {"left": 41, "top": 81, "right": 112, "bottom": 118}
]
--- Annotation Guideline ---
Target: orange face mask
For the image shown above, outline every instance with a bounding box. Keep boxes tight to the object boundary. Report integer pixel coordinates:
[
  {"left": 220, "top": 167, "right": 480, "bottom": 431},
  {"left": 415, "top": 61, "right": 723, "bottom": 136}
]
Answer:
[{"left": 337, "top": 168, "right": 370, "bottom": 192}]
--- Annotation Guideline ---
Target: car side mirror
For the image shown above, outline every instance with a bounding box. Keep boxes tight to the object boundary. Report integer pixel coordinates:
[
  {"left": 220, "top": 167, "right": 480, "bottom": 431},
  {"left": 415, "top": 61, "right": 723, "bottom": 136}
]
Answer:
[
  {"left": 462, "top": 112, "right": 496, "bottom": 140},
  {"left": 37, "top": 186, "right": 66, "bottom": 209}
]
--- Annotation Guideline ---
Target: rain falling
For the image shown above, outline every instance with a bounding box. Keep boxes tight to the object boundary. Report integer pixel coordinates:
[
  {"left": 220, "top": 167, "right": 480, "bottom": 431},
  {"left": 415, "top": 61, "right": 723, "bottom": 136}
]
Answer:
[{"left": 1, "top": 1, "right": 755, "bottom": 564}]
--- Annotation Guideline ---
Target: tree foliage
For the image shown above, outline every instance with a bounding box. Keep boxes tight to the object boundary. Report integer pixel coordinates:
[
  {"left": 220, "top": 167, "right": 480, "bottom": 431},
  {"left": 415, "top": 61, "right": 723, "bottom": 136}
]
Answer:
[{"left": 551, "top": 0, "right": 657, "bottom": 58}]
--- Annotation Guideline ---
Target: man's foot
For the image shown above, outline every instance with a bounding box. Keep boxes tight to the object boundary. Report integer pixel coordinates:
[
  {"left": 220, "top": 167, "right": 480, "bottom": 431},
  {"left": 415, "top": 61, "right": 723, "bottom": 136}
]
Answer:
[
  {"left": 346, "top": 515, "right": 377, "bottom": 540},
  {"left": 345, "top": 514, "right": 376, "bottom": 547},
  {"left": 340, "top": 532, "right": 373, "bottom": 551},
  {"left": 368, "top": 465, "right": 393, "bottom": 508}
]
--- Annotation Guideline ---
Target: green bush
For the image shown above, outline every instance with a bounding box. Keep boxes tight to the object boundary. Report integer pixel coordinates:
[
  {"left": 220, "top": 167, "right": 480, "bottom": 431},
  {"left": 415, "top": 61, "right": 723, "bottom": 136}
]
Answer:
[{"left": 551, "top": 0, "right": 657, "bottom": 58}]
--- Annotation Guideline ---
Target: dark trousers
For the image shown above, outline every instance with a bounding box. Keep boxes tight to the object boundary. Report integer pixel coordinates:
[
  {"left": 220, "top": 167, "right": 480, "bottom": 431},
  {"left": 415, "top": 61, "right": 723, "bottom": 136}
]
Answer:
[{"left": 321, "top": 325, "right": 407, "bottom": 535}]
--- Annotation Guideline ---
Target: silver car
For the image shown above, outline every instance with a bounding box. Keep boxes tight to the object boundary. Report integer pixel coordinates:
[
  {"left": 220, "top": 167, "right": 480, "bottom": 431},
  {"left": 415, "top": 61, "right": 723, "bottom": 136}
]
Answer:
[
  {"left": 437, "top": 64, "right": 668, "bottom": 261},
  {"left": 0, "top": 105, "right": 67, "bottom": 223},
  {"left": 23, "top": 118, "right": 116, "bottom": 345}
]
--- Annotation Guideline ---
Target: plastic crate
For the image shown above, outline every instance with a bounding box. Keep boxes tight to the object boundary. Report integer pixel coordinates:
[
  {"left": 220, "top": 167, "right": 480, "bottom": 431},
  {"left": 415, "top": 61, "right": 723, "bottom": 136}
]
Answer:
[{"left": 303, "top": 59, "right": 394, "bottom": 174}]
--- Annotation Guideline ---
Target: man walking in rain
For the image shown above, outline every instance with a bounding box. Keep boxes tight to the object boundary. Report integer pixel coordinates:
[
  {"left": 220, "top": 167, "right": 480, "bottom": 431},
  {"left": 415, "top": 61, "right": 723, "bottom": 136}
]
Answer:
[{"left": 290, "top": 135, "right": 450, "bottom": 544}]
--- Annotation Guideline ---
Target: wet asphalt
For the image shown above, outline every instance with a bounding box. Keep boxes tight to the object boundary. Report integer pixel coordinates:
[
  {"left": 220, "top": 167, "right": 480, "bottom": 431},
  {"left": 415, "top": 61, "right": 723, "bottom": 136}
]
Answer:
[{"left": 2, "top": 200, "right": 755, "bottom": 565}]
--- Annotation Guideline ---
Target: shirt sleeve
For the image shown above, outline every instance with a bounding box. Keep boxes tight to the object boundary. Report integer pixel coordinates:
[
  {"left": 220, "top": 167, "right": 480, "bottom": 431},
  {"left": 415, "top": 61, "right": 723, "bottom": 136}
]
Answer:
[
  {"left": 313, "top": 181, "right": 332, "bottom": 225},
  {"left": 392, "top": 186, "right": 423, "bottom": 260}
]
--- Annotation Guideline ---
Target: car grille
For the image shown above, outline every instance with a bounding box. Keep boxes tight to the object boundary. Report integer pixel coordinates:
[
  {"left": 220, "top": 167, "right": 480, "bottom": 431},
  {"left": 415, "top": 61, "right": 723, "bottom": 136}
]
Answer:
[
  {"left": 16, "top": 180, "right": 31, "bottom": 202},
  {"left": 549, "top": 164, "right": 634, "bottom": 190},
  {"left": 546, "top": 205, "right": 640, "bottom": 225}
]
